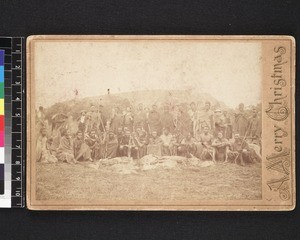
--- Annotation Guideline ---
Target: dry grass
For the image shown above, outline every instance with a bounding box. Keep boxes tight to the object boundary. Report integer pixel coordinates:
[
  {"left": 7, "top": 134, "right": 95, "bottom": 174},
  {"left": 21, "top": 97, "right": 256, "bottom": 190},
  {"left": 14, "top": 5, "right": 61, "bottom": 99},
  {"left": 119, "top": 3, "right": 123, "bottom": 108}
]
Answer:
[{"left": 36, "top": 159, "right": 262, "bottom": 201}]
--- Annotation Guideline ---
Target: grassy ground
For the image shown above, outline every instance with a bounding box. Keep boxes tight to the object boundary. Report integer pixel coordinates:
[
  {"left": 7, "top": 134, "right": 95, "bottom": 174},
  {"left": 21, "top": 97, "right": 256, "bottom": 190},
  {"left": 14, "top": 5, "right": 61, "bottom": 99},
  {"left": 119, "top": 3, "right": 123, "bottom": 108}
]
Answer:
[{"left": 36, "top": 159, "right": 262, "bottom": 201}]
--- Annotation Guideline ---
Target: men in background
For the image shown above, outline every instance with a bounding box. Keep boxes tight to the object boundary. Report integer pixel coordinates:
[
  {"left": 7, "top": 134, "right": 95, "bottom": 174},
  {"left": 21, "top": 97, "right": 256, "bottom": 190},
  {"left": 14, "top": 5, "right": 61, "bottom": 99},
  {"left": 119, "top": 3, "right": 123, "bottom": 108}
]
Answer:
[
  {"left": 123, "top": 107, "right": 134, "bottom": 132},
  {"left": 134, "top": 103, "right": 146, "bottom": 130},
  {"left": 74, "top": 131, "right": 93, "bottom": 162},
  {"left": 247, "top": 108, "right": 261, "bottom": 144},
  {"left": 223, "top": 110, "right": 233, "bottom": 139},
  {"left": 160, "top": 127, "right": 173, "bottom": 156},
  {"left": 178, "top": 132, "right": 196, "bottom": 158},
  {"left": 176, "top": 105, "right": 192, "bottom": 137},
  {"left": 214, "top": 109, "right": 226, "bottom": 137},
  {"left": 161, "top": 105, "right": 175, "bottom": 133},
  {"left": 78, "top": 110, "right": 87, "bottom": 133},
  {"left": 148, "top": 105, "right": 161, "bottom": 135},
  {"left": 234, "top": 103, "right": 248, "bottom": 138},
  {"left": 87, "top": 105, "right": 98, "bottom": 132},
  {"left": 188, "top": 102, "right": 198, "bottom": 137},
  {"left": 197, "top": 101, "right": 214, "bottom": 132},
  {"left": 109, "top": 107, "right": 123, "bottom": 134},
  {"left": 211, "top": 132, "right": 230, "bottom": 162},
  {"left": 97, "top": 105, "right": 106, "bottom": 133}
]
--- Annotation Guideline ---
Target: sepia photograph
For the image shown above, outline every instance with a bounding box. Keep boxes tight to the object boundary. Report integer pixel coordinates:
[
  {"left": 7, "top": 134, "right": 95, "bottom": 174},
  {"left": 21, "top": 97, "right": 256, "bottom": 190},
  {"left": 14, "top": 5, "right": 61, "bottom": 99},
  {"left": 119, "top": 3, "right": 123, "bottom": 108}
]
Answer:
[{"left": 27, "top": 36, "right": 295, "bottom": 210}]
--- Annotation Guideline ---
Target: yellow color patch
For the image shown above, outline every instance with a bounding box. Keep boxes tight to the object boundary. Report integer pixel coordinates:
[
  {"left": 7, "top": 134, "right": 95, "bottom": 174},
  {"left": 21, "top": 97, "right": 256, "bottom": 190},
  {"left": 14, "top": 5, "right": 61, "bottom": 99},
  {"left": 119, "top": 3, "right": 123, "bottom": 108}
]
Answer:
[{"left": 0, "top": 99, "right": 4, "bottom": 115}]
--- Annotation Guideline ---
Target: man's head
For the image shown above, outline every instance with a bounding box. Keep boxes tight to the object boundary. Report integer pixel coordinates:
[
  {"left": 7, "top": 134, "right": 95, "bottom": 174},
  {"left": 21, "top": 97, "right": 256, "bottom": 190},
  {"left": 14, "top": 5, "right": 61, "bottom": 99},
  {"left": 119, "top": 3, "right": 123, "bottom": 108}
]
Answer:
[
  {"left": 125, "top": 130, "right": 131, "bottom": 136},
  {"left": 126, "top": 106, "right": 131, "bottom": 112},
  {"left": 40, "top": 127, "right": 47, "bottom": 136},
  {"left": 205, "top": 101, "right": 211, "bottom": 111},
  {"left": 117, "top": 127, "right": 123, "bottom": 134},
  {"left": 234, "top": 133, "right": 240, "bottom": 140},
  {"left": 90, "top": 105, "right": 95, "bottom": 112},
  {"left": 151, "top": 131, "right": 157, "bottom": 138},
  {"left": 39, "top": 106, "right": 44, "bottom": 112},
  {"left": 89, "top": 130, "right": 96, "bottom": 138},
  {"left": 217, "top": 132, "right": 223, "bottom": 139},
  {"left": 108, "top": 132, "right": 114, "bottom": 140},
  {"left": 144, "top": 107, "right": 150, "bottom": 113},
  {"left": 76, "top": 131, "right": 83, "bottom": 140},
  {"left": 203, "top": 126, "right": 209, "bottom": 134},
  {"left": 215, "top": 109, "right": 222, "bottom": 116},
  {"left": 163, "top": 127, "right": 169, "bottom": 135},
  {"left": 186, "top": 132, "right": 192, "bottom": 140},
  {"left": 252, "top": 108, "right": 257, "bottom": 117}
]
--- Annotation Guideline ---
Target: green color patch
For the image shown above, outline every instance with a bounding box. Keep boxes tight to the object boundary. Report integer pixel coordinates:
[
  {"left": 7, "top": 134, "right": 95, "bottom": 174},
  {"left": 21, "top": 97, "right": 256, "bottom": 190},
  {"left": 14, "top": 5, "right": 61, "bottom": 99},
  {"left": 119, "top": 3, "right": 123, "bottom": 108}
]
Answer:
[{"left": 0, "top": 82, "right": 3, "bottom": 98}]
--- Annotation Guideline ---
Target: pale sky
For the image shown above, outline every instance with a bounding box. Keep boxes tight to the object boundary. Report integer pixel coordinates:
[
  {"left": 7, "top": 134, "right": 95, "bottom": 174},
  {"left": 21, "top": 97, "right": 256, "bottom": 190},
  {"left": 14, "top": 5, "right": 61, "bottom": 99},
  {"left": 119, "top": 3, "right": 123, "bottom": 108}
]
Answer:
[{"left": 34, "top": 40, "right": 261, "bottom": 108}]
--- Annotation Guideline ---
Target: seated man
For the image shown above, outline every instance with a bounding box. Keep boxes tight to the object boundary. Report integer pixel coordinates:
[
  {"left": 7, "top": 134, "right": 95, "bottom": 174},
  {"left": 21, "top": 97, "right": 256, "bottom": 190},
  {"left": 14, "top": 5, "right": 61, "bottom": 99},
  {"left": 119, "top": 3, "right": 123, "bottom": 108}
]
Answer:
[
  {"left": 211, "top": 132, "right": 230, "bottom": 162},
  {"left": 116, "top": 127, "right": 124, "bottom": 157},
  {"left": 102, "top": 131, "right": 119, "bottom": 159},
  {"left": 228, "top": 134, "right": 255, "bottom": 165},
  {"left": 170, "top": 130, "right": 185, "bottom": 156},
  {"left": 36, "top": 127, "right": 58, "bottom": 163},
  {"left": 133, "top": 129, "right": 148, "bottom": 158},
  {"left": 85, "top": 129, "right": 102, "bottom": 161},
  {"left": 178, "top": 133, "right": 197, "bottom": 158},
  {"left": 159, "top": 127, "right": 173, "bottom": 156},
  {"left": 56, "top": 129, "right": 76, "bottom": 164},
  {"left": 198, "top": 126, "right": 214, "bottom": 160},
  {"left": 146, "top": 131, "right": 162, "bottom": 156},
  {"left": 74, "top": 131, "right": 93, "bottom": 162},
  {"left": 119, "top": 130, "right": 138, "bottom": 158}
]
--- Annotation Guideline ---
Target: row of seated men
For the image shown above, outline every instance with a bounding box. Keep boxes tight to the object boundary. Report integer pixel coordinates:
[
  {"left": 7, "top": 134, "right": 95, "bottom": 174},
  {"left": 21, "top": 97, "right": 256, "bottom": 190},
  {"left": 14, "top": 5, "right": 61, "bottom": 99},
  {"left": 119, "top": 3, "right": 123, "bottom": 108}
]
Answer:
[{"left": 36, "top": 125, "right": 261, "bottom": 166}]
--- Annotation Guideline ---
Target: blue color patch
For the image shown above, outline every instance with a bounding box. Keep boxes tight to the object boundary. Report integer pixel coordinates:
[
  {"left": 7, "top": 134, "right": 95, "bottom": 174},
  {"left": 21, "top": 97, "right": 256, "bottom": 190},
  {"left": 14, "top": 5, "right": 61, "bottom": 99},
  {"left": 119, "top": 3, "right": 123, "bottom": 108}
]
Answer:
[{"left": 0, "top": 50, "right": 4, "bottom": 66}]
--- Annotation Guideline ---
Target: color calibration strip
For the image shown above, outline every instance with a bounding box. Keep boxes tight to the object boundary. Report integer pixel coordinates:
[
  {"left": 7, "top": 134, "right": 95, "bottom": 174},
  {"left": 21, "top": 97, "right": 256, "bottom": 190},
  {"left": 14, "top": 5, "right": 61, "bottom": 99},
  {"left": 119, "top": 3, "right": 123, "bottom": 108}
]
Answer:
[
  {"left": 0, "top": 50, "right": 4, "bottom": 195},
  {"left": 0, "top": 37, "right": 24, "bottom": 208}
]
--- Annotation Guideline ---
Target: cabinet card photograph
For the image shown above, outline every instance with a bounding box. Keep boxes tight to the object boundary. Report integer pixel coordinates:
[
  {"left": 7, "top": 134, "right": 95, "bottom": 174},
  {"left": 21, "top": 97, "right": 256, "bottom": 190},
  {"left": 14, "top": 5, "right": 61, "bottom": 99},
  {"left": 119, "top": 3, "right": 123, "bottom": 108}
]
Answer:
[{"left": 27, "top": 35, "right": 295, "bottom": 210}]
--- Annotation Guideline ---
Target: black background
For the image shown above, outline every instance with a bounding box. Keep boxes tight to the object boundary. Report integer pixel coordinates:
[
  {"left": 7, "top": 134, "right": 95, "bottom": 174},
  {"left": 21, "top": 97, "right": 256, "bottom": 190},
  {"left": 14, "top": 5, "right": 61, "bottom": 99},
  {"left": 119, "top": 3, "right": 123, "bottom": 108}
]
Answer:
[{"left": 0, "top": 0, "right": 299, "bottom": 239}]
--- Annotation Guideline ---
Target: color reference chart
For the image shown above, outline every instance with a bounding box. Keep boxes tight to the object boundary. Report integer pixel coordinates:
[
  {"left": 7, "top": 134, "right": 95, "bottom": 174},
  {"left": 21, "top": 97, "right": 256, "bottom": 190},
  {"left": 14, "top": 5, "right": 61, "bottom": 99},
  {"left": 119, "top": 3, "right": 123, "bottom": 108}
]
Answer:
[
  {"left": 0, "top": 37, "right": 25, "bottom": 208},
  {"left": 0, "top": 50, "right": 4, "bottom": 195}
]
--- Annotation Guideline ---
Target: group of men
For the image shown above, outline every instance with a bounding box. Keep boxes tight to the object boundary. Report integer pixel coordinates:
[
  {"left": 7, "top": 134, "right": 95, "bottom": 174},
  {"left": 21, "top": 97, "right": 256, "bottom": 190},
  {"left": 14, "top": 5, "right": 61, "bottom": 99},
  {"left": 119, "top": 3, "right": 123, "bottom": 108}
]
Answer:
[{"left": 35, "top": 100, "right": 261, "bottom": 166}]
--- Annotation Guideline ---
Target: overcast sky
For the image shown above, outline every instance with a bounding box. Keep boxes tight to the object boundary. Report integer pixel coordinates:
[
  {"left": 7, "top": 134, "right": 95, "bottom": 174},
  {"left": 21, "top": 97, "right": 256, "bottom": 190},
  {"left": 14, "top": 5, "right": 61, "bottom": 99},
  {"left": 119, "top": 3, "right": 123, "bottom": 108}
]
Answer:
[{"left": 34, "top": 40, "right": 261, "bottom": 109}]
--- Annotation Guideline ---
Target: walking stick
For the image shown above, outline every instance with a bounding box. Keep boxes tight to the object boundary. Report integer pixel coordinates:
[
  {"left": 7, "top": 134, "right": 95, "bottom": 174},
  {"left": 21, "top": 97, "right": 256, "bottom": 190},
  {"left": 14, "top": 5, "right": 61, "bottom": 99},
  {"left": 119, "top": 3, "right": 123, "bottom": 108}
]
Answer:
[{"left": 233, "top": 121, "right": 253, "bottom": 164}]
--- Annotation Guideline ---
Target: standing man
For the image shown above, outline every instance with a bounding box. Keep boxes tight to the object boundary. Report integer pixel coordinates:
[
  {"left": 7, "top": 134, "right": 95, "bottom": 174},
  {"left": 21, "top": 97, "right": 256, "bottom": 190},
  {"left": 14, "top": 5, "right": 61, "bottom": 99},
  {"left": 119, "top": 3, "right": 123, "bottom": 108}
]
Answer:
[
  {"left": 161, "top": 105, "right": 175, "bottom": 134},
  {"left": 148, "top": 105, "right": 161, "bottom": 135},
  {"left": 234, "top": 103, "right": 249, "bottom": 138},
  {"left": 123, "top": 107, "right": 134, "bottom": 132},
  {"left": 247, "top": 108, "right": 261, "bottom": 144},
  {"left": 197, "top": 101, "right": 214, "bottom": 133},
  {"left": 188, "top": 102, "right": 198, "bottom": 137},
  {"left": 134, "top": 103, "right": 146, "bottom": 130}
]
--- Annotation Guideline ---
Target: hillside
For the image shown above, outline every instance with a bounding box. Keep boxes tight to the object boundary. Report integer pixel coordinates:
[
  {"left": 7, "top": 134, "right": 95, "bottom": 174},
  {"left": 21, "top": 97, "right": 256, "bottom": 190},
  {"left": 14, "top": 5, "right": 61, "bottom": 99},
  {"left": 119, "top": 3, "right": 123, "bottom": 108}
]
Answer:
[{"left": 45, "top": 89, "right": 226, "bottom": 119}]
